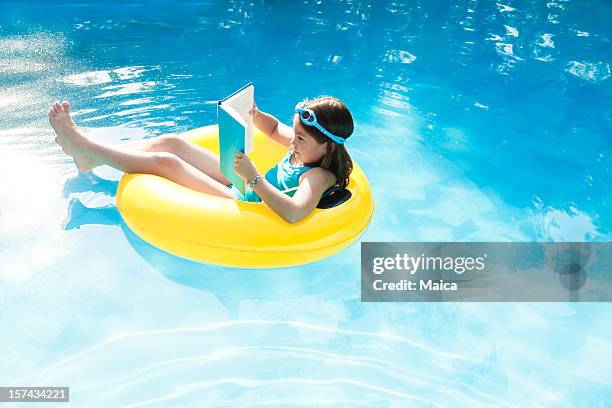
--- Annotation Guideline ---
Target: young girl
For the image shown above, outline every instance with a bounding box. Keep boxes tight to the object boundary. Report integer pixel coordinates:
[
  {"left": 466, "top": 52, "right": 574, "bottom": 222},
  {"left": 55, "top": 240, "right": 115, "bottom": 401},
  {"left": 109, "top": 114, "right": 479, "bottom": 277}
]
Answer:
[{"left": 48, "top": 96, "right": 354, "bottom": 223}]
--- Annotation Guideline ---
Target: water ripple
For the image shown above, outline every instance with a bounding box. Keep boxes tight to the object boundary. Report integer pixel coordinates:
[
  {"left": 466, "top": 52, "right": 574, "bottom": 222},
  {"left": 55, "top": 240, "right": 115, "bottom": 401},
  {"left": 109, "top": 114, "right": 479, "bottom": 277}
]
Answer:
[
  {"left": 565, "top": 61, "right": 611, "bottom": 83},
  {"left": 383, "top": 49, "right": 417, "bottom": 64},
  {"left": 9, "top": 321, "right": 548, "bottom": 407},
  {"left": 81, "top": 345, "right": 518, "bottom": 408},
  {"left": 121, "top": 378, "right": 442, "bottom": 408},
  {"left": 16, "top": 320, "right": 483, "bottom": 385},
  {"left": 95, "top": 81, "right": 158, "bottom": 98}
]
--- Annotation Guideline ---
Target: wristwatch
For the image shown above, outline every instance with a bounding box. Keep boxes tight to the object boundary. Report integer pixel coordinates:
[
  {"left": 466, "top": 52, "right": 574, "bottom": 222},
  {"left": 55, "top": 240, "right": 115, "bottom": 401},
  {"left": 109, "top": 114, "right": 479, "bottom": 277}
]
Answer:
[{"left": 248, "top": 174, "right": 263, "bottom": 187}]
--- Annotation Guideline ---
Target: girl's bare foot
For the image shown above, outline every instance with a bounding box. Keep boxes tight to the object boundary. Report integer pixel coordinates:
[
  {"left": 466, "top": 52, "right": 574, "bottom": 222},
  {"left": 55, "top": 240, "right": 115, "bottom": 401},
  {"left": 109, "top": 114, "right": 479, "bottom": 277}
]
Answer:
[{"left": 48, "top": 101, "right": 99, "bottom": 172}]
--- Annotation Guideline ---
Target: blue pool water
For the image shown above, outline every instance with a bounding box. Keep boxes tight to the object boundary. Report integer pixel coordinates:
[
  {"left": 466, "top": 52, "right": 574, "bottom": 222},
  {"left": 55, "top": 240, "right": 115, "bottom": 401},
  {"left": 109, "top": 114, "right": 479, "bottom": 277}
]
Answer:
[{"left": 1, "top": 0, "right": 611, "bottom": 406}]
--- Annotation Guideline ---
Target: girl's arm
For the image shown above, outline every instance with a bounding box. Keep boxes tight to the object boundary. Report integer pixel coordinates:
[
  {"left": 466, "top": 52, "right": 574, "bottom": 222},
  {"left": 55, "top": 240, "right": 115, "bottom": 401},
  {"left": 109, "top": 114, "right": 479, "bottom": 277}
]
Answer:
[
  {"left": 252, "top": 104, "right": 294, "bottom": 147},
  {"left": 233, "top": 137, "right": 333, "bottom": 223},
  {"left": 250, "top": 168, "right": 334, "bottom": 223}
]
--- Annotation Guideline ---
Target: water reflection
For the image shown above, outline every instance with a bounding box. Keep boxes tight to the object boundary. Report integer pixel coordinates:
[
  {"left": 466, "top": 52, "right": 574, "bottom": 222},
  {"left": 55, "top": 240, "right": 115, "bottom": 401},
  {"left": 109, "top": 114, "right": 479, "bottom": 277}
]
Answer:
[{"left": 61, "top": 173, "right": 354, "bottom": 311}]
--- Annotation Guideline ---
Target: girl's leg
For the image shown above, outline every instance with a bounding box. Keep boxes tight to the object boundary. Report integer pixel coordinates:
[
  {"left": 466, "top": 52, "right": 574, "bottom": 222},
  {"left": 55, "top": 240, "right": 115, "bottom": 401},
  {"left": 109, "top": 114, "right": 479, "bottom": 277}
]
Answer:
[
  {"left": 62, "top": 109, "right": 231, "bottom": 186},
  {"left": 48, "top": 102, "right": 236, "bottom": 199},
  {"left": 120, "top": 136, "right": 231, "bottom": 186}
]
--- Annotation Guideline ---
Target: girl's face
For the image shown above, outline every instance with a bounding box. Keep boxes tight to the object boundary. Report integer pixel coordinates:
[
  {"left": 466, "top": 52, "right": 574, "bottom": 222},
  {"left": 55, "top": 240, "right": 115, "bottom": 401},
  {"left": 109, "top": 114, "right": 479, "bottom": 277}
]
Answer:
[{"left": 291, "top": 115, "right": 327, "bottom": 164}]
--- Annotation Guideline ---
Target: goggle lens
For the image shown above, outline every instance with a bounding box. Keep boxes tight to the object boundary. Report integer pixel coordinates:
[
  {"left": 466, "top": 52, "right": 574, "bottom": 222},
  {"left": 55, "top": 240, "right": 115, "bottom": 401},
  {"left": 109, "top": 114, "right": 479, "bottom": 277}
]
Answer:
[{"left": 301, "top": 111, "right": 313, "bottom": 122}]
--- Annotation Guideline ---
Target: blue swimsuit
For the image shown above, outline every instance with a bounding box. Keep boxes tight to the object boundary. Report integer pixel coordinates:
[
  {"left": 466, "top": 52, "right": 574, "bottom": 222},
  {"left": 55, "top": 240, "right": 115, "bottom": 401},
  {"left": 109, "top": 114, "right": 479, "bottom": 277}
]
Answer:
[{"left": 228, "top": 151, "right": 315, "bottom": 202}]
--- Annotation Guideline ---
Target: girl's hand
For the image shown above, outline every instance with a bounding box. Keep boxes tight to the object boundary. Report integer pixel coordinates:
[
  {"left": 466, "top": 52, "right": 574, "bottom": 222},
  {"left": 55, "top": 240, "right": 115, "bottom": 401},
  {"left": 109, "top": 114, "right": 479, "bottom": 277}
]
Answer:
[{"left": 234, "top": 151, "right": 258, "bottom": 181}]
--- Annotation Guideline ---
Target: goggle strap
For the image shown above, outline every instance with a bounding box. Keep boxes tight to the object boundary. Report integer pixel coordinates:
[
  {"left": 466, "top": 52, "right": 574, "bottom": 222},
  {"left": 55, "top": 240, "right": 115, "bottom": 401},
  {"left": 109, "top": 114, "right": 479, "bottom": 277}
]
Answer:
[{"left": 295, "top": 104, "right": 346, "bottom": 144}]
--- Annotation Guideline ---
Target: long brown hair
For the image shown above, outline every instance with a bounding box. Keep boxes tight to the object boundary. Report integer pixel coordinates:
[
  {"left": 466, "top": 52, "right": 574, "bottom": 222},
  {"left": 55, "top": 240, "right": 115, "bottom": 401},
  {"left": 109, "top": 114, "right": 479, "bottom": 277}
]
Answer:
[{"left": 298, "top": 96, "right": 354, "bottom": 189}]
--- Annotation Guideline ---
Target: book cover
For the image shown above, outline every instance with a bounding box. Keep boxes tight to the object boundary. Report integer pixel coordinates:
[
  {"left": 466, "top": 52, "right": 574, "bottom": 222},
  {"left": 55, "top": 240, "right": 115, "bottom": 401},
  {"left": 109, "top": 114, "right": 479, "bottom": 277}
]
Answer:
[{"left": 217, "top": 83, "right": 254, "bottom": 195}]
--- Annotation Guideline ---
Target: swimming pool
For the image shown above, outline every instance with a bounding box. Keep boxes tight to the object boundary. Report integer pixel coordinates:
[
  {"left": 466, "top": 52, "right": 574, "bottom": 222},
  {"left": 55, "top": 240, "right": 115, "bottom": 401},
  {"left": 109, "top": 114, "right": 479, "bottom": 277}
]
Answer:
[{"left": 1, "top": 0, "right": 611, "bottom": 406}]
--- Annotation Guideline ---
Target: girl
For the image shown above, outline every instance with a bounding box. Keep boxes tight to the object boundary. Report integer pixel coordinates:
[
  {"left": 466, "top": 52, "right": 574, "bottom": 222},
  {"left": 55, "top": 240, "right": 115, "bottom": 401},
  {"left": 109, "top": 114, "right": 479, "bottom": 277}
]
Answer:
[{"left": 48, "top": 96, "right": 354, "bottom": 223}]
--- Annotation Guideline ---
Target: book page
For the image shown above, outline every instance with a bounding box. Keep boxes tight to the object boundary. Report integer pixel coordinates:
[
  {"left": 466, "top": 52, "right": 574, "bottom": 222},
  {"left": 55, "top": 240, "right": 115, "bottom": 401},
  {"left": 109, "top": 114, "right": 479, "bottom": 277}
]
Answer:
[{"left": 221, "top": 83, "right": 254, "bottom": 153}]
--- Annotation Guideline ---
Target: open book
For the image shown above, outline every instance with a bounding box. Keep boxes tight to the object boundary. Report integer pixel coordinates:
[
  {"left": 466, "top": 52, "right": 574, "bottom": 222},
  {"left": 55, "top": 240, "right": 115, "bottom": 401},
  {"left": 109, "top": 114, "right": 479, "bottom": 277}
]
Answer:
[{"left": 217, "top": 83, "right": 254, "bottom": 195}]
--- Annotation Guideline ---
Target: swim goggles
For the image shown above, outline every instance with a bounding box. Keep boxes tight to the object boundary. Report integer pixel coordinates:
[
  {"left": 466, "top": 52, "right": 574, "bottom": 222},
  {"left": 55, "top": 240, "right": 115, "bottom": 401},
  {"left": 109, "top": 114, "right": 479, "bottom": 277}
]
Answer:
[{"left": 295, "top": 102, "right": 347, "bottom": 144}]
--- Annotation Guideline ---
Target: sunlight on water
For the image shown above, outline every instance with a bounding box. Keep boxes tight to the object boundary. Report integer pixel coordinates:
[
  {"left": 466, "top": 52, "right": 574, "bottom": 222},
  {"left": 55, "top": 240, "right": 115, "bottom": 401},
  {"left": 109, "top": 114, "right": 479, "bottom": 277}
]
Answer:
[{"left": 0, "top": 146, "right": 70, "bottom": 282}]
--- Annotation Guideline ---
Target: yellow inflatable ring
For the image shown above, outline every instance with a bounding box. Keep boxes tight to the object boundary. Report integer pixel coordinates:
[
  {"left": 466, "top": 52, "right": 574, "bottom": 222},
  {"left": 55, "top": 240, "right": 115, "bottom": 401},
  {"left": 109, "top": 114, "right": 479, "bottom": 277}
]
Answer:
[{"left": 116, "top": 125, "right": 374, "bottom": 268}]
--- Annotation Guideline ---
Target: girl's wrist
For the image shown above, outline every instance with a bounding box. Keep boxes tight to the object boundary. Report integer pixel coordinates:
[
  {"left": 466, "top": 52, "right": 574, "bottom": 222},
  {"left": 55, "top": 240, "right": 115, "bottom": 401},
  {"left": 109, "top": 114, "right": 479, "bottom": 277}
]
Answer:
[{"left": 247, "top": 174, "right": 263, "bottom": 187}]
